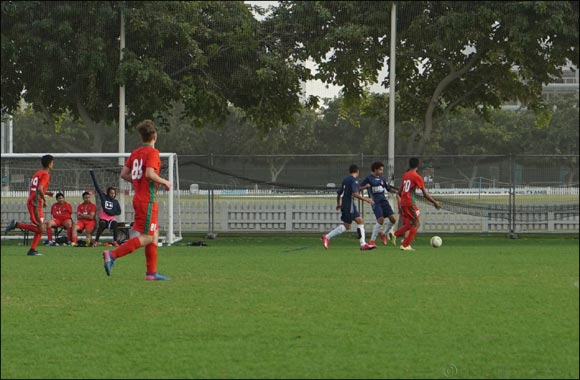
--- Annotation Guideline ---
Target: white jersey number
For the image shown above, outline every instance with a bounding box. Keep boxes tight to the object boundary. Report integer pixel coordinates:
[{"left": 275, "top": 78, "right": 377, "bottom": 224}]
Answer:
[
  {"left": 402, "top": 179, "right": 412, "bottom": 193},
  {"left": 131, "top": 159, "right": 144, "bottom": 180}
]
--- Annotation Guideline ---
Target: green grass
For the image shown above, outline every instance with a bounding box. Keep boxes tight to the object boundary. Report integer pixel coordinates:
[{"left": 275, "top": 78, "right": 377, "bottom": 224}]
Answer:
[{"left": 1, "top": 234, "right": 578, "bottom": 379}]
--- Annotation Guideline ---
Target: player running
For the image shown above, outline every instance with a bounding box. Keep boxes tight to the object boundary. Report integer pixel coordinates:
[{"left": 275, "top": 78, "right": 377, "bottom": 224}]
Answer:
[
  {"left": 394, "top": 157, "right": 441, "bottom": 251},
  {"left": 102, "top": 120, "right": 172, "bottom": 281},
  {"left": 321, "top": 164, "right": 376, "bottom": 251},
  {"left": 5, "top": 154, "right": 55, "bottom": 256},
  {"left": 359, "top": 161, "right": 399, "bottom": 248}
]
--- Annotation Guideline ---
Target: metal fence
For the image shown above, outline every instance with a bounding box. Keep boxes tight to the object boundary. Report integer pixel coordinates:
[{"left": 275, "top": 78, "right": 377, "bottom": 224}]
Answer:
[{"left": 1, "top": 154, "right": 578, "bottom": 239}]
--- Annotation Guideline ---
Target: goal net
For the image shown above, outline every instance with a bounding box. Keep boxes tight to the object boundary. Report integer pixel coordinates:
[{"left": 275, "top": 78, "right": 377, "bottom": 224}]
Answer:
[{"left": 1, "top": 153, "right": 182, "bottom": 245}]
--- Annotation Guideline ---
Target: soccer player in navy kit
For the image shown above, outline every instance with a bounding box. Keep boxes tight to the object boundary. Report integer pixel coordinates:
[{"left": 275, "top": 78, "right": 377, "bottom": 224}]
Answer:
[
  {"left": 359, "top": 161, "right": 399, "bottom": 247},
  {"left": 321, "top": 164, "right": 376, "bottom": 251}
]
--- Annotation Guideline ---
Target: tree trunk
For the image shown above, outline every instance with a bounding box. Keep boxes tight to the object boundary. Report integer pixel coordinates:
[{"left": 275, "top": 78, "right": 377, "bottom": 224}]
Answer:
[
  {"left": 75, "top": 97, "right": 107, "bottom": 152},
  {"left": 268, "top": 158, "right": 288, "bottom": 183},
  {"left": 416, "top": 51, "right": 483, "bottom": 155}
]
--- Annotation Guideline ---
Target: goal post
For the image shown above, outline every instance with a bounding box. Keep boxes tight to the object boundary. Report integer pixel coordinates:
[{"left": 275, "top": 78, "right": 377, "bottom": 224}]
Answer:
[{"left": 1, "top": 152, "right": 182, "bottom": 245}]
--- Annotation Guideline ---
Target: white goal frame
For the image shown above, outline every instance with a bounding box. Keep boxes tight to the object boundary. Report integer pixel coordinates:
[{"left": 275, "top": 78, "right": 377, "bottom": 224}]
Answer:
[{"left": 1, "top": 152, "right": 182, "bottom": 245}]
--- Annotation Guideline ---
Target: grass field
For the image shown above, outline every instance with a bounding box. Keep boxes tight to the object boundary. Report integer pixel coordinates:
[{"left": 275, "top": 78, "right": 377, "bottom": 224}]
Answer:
[{"left": 1, "top": 234, "right": 578, "bottom": 379}]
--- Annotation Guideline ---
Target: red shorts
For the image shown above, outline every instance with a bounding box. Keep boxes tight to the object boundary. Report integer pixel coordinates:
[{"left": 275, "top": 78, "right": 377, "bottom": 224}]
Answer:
[
  {"left": 27, "top": 202, "right": 44, "bottom": 225},
  {"left": 51, "top": 218, "right": 71, "bottom": 227},
  {"left": 75, "top": 219, "right": 96, "bottom": 232},
  {"left": 399, "top": 205, "right": 420, "bottom": 225},
  {"left": 133, "top": 201, "right": 158, "bottom": 235}
]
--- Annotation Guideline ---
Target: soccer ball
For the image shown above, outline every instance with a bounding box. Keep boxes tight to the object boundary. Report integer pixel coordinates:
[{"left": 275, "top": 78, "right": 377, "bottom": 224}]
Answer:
[{"left": 430, "top": 236, "right": 443, "bottom": 248}]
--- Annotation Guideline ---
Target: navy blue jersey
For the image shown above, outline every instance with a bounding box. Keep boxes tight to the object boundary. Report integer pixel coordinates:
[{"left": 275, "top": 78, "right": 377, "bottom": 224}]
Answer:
[
  {"left": 359, "top": 175, "right": 393, "bottom": 203},
  {"left": 337, "top": 175, "right": 359, "bottom": 213},
  {"left": 90, "top": 170, "right": 121, "bottom": 217}
]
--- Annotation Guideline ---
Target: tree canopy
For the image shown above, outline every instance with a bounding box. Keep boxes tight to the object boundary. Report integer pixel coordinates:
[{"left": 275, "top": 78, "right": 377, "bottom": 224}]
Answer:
[
  {"left": 1, "top": 1, "right": 303, "bottom": 151},
  {"left": 266, "top": 1, "right": 579, "bottom": 154}
]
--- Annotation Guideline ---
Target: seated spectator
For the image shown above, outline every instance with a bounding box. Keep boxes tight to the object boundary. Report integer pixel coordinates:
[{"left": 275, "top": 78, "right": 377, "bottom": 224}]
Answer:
[
  {"left": 91, "top": 169, "right": 122, "bottom": 247},
  {"left": 70, "top": 191, "right": 97, "bottom": 247},
  {"left": 45, "top": 192, "right": 73, "bottom": 246}
]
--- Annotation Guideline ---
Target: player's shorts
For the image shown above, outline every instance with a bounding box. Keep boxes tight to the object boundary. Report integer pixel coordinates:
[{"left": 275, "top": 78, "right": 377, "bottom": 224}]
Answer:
[
  {"left": 133, "top": 201, "right": 158, "bottom": 235},
  {"left": 372, "top": 201, "right": 395, "bottom": 219},
  {"left": 51, "top": 218, "right": 71, "bottom": 227},
  {"left": 340, "top": 207, "right": 360, "bottom": 224},
  {"left": 27, "top": 201, "right": 44, "bottom": 225},
  {"left": 76, "top": 219, "right": 96, "bottom": 232},
  {"left": 399, "top": 205, "right": 420, "bottom": 225}
]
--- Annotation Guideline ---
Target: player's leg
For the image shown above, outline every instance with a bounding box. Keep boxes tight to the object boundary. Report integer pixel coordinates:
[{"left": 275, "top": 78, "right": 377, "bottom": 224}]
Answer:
[
  {"left": 27, "top": 206, "right": 44, "bottom": 255},
  {"left": 64, "top": 219, "right": 73, "bottom": 243},
  {"left": 355, "top": 216, "right": 375, "bottom": 250},
  {"left": 354, "top": 216, "right": 367, "bottom": 246},
  {"left": 103, "top": 202, "right": 151, "bottom": 276},
  {"left": 109, "top": 220, "right": 119, "bottom": 245},
  {"left": 395, "top": 206, "right": 412, "bottom": 237},
  {"left": 46, "top": 220, "right": 56, "bottom": 243},
  {"left": 381, "top": 203, "right": 396, "bottom": 245},
  {"left": 94, "top": 220, "right": 107, "bottom": 245},
  {"left": 16, "top": 203, "right": 41, "bottom": 233},
  {"left": 370, "top": 204, "right": 384, "bottom": 245},
  {"left": 142, "top": 204, "right": 169, "bottom": 280},
  {"left": 321, "top": 213, "right": 350, "bottom": 249},
  {"left": 385, "top": 213, "right": 397, "bottom": 246},
  {"left": 71, "top": 222, "right": 81, "bottom": 245},
  {"left": 401, "top": 207, "right": 420, "bottom": 250},
  {"left": 85, "top": 220, "right": 95, "bottom": 245}
]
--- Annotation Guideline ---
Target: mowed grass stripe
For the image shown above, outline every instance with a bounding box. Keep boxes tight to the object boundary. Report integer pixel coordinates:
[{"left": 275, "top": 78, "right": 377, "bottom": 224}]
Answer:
[{"left": 1, "top": 235, "right": 578, "bottom": 379}]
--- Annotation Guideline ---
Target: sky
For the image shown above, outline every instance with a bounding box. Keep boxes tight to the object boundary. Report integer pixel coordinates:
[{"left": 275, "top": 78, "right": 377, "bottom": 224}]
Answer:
[{"left": 245, "top": 1, "right": 389, "bottom": 100}]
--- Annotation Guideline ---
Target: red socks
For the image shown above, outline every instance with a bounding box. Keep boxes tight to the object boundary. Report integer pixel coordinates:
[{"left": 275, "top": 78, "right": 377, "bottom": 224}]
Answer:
[
  {"left": 111, "top": 237, "right": 142, "bottom": 259},
  {"left": 145, "top": 244, "right": 157, "bottom": 275},
  {"left": 402, "top": 227, "right": 418, "bottom": 247}
]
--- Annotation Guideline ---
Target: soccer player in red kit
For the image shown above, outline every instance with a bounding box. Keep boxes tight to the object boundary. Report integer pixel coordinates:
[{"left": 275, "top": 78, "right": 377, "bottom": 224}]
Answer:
[
  {"left": 70, "top": 191, "right": 97, "bottom": 246},
  {"left": 46, "top": 192, "right": 73, "bottom": 245},
  {"left": 5, "top": 154, "right": 55, "bottom": 256},
  {"left": 102, "top": 119, "right": 172, "bottom": 281},
  {"left": 394, "top": 157, "right": 441, "bottom": 251}
]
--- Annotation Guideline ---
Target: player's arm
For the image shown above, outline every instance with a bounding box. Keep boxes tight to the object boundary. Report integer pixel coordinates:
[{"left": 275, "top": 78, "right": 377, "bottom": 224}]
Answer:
[
  {"left": 335, "top": 193, "right": 342, "bottom": 211},
  {"left": 421, "top": 187, "right": 441, "bottom": 209},
  {"left": 78, "top": 206, "right": 91, "bottom": 220},
  {"left": 120, "top": 166, "right": 132, "bottom": 183},
  {"left": 37, "top": 183, "right": 48, "bottom": 205},
  {"left": 385, "top": 182, "right": 399, "bottom": 194},
  {"left": 353, "top": 191, "right": 374, "bottom": 205},
  {"left": 89, "top": 170, "right": 105, "bottom": 199},
  {"left": 145, "top": 167, "right": 171, "bottom": 190},
  {"left": 358, "top": 178, "right": 370, "bottom": 190}
]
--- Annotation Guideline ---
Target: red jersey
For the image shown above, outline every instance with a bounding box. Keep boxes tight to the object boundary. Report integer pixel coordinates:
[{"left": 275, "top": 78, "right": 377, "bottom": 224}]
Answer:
[
  {"left": 124, "top": 145, "right": 162, "bottom": 203},
  {"left": 77, "top": 202, "right": 97, "bottom": 219},
  {"left": 51, "top": 201, "right": 73, "bottom": 221},
  {"left": 399, "top": 170, "right": 425, "bottom": 207},
  {"left": 28, "top": 169, "right": 50, "bottom": 207}
]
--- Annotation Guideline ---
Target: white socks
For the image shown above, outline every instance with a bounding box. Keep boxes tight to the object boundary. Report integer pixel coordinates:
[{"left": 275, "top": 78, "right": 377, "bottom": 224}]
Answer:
[
  {"left": 326, "top": 224, "right": 347, "bottom": 239},
  {"left": 357, "top": 225, "right": 366, "bottom": 246},
  {"left": 382, "top": 219, "right": 395, "bottom": 235},
  {"left": 371, "top": 222, "right": 381, "bottom": 242},
  {"left": 326, "top": 224, "right": 367, "bottom": 245}
]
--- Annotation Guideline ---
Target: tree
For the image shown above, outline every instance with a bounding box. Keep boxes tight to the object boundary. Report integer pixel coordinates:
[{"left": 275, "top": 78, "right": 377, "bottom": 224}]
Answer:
[
  {"left": 1, "top": 1, "right": 303, "bottom": 152},
  {"left": 266, "top": 1, "right": 579, "bottom": 154},
  {"left": 155, "top": 103, "right": 320, "bottom": 183}
]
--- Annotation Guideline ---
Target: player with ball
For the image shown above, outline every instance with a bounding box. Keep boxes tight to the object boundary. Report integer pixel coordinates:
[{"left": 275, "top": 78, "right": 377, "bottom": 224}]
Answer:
[{"left": 394, "top": 157, "right": 441, "bottom": 251}]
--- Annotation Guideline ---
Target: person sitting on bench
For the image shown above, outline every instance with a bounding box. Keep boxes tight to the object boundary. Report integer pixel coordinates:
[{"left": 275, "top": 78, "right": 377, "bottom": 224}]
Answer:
[
  {"left": 90, "top": 170, "right": 122, "bottom": 247},
  {"left": 46, "top": 192, "right": 73, "bottom": 245}
]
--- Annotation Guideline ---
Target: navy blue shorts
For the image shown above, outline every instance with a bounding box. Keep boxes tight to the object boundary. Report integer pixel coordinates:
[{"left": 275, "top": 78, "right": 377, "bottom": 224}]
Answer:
[
  {"left": 372, "top": 201, "right": 395, "bottom": 219},
  {"left": 341, "top": 209, "right": 360, "bottom": 224}
]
